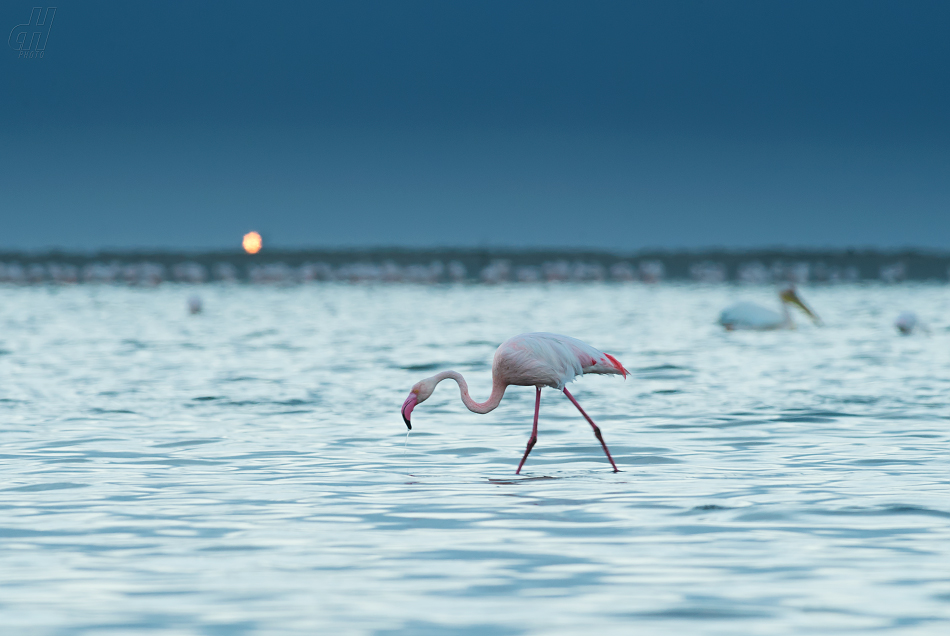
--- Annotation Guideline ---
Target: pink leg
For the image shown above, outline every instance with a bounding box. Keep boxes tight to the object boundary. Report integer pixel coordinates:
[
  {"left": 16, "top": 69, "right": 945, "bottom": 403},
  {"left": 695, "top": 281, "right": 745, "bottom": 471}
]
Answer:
[
  {"left": 516, "top": 387, "right": 542, "bottom": 474},
  {"left": 562, "top": 388, "right": 619, "bottom": 472}
]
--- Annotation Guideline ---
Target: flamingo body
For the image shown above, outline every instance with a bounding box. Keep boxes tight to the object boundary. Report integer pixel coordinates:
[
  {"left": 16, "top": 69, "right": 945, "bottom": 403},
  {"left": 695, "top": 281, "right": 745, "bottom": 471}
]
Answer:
[
  {"left": 493, "top": 332, "right": 628, "bottom": 389},
  {"left": 401, "top": 332, "right": 627, "bottom": 473}
]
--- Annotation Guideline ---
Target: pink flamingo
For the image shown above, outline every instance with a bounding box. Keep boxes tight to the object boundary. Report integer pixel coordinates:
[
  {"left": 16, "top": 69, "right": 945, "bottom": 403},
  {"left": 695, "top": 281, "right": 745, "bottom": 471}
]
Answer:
[{"left": 400, "top": 332, "right": 628, "bottom": 473}]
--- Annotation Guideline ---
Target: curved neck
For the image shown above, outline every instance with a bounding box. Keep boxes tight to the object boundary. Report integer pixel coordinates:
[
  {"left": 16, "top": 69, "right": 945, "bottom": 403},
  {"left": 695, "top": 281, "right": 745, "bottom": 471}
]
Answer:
[{"left": 431, "top": 370, "right": 506, "bottom": 414}]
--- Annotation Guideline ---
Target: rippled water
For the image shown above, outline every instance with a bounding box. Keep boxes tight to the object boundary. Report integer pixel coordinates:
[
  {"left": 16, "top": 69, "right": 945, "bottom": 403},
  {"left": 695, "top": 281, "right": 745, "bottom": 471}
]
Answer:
[{"left": 2, "top": 283, "right": 950, "bottom": 635}]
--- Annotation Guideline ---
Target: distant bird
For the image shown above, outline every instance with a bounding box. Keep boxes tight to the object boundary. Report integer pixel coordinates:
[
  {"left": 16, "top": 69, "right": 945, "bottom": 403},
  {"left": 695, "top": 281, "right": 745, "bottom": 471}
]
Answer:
[
  {"left": 187, "top": 295, "right": 203, "bottom": 315},
  {"left": 401, "top": 332, "right": 627, "bottom": 473},
  {"left": 895, "top": 311, "right": 927, "bottom": 335},
  {"left": 719, "top": 286, "right": 822, "bottom": 331}
]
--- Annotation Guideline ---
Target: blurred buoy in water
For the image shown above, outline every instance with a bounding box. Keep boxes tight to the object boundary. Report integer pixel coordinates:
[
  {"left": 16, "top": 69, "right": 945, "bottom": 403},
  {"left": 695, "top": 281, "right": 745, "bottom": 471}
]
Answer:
[
  {"left": 187, "top": 295, "right": 203, "bottom": 315},
  {"left": 895, "top": 311, "right": 925, "bottom": 335}
]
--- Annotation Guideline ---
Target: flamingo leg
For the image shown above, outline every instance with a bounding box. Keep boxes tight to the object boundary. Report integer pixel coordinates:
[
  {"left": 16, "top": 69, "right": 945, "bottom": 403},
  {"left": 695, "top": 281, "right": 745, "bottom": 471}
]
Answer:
[
  {"left": 516, "top": 387, "right": 542, "bottom": 475},
  {"left": 562, "top": 388, "right": 619, "bottom": 473}
]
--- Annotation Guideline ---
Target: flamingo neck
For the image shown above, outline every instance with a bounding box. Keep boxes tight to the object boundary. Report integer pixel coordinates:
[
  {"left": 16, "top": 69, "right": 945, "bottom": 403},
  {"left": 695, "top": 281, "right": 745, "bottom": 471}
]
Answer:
[{"left": 431, "top": 370, "right": 506, "bottom": 414}]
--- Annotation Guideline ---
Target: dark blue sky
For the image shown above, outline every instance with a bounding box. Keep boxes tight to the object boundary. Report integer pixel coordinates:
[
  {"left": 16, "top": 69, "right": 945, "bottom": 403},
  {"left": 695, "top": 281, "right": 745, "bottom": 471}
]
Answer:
[{"left": 3, "top": 1, "right": 949, "bottom": 251}]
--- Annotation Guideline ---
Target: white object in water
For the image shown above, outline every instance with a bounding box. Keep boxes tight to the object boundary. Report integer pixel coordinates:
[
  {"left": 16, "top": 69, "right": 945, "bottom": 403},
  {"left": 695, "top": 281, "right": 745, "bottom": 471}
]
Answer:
[
  {"left": 895, "top": 311, "right": 927, "bottom": 335},
  {"left": 719, "top": 286, "right": 822, "bottom": 331}
]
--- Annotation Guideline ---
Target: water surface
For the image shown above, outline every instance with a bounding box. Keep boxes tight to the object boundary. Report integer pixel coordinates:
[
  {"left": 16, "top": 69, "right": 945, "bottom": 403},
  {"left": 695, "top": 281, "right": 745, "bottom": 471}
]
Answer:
[{"left": 1, "top": 283, "right": 950, "bottom": 634}]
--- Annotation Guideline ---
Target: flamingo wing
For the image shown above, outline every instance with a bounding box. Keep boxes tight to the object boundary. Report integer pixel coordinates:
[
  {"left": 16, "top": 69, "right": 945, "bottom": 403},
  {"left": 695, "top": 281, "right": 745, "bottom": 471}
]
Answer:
[{"left": 496, "top": 332, "right": 628, "bottom": 389}]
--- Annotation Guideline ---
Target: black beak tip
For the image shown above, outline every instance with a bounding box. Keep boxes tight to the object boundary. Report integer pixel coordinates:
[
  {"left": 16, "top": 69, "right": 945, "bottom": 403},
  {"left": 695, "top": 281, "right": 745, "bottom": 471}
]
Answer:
[{"left": 403, "top": 415, "right": 411, "bottom": 430}]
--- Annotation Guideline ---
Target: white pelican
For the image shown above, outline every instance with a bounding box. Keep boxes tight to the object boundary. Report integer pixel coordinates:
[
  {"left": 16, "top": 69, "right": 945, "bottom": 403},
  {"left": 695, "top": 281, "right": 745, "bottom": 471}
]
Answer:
[{"left": 719, "top": 286, "right": 821, "bottom": 331}]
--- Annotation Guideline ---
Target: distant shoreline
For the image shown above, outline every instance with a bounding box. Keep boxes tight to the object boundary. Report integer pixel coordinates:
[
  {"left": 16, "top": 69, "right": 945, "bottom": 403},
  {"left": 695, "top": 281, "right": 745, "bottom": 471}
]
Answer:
[{"left": 1, "top": 248, "right": 948, "bottom": 283}]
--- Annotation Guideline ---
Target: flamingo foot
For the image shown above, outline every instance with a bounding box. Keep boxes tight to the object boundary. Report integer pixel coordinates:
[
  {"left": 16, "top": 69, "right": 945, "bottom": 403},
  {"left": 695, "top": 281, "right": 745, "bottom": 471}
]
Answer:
[{"left": 516, "top": 436, "right": 537, "bottom": 475}]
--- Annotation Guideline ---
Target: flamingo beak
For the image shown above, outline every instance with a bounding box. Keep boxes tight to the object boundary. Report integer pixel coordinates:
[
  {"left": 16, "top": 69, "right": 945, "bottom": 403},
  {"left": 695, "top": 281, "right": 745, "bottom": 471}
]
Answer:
[{"left": 401, "top": 394, "right": 418, "bottom": 430}]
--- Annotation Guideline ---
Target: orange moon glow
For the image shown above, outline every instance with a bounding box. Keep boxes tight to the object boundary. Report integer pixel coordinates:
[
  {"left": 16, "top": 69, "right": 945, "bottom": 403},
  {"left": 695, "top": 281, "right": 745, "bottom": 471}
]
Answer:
[{"left": 242, "top": 231, "right": 262, "bottom": 254}]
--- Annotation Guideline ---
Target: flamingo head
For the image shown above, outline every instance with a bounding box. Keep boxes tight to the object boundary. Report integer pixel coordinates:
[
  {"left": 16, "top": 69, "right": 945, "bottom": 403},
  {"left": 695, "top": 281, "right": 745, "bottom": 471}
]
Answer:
[{"left": 401, "top": 378, "right": 437, "bottom": 430}]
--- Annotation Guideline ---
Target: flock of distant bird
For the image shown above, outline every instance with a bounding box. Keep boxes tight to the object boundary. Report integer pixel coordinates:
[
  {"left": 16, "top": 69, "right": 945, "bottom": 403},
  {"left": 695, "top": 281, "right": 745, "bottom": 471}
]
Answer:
[{"left": 395, "top": 286, "right": 928, "bottom": 474}]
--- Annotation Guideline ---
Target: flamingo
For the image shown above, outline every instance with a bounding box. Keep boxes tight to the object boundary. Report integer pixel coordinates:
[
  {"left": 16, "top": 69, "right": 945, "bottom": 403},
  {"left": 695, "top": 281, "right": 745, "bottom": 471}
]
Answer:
[
  {"left": 718, "top": 285, "right": 822, "bottom": 331},
  {"left": 400, "top": 332, "right": 628, "bottom": 473}
]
